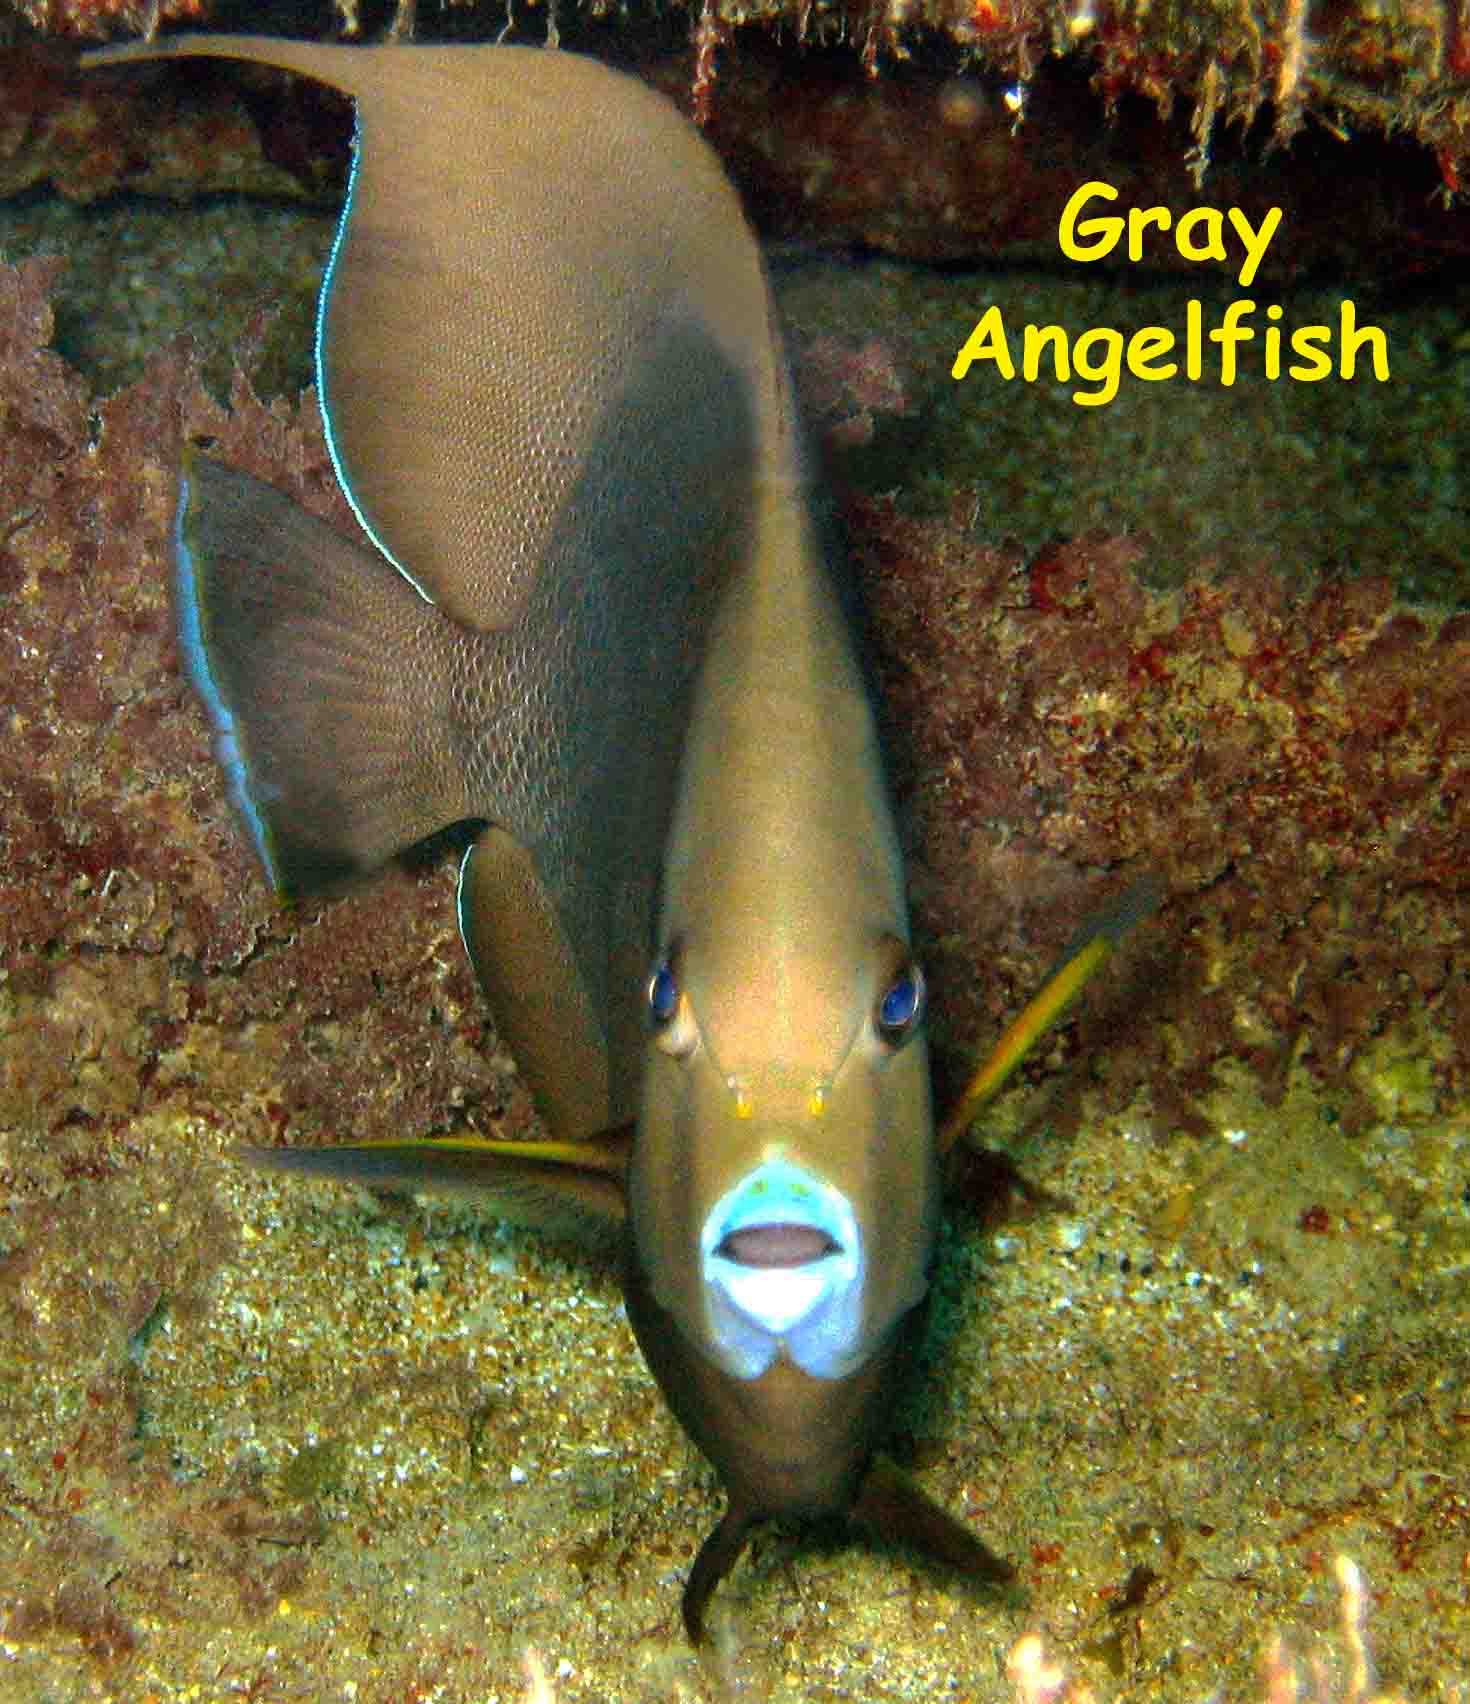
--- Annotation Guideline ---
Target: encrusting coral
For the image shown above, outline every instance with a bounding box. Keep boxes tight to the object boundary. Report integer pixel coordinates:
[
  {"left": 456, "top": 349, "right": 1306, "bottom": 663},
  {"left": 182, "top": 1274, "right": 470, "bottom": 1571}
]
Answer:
[
  {"left": 0, "top": 257, "right": 510, "bottom": 1157},
  {"left": 9, "top": 0, "right": 1470, "bottom": 194},
  {"left": 856, "top": 498, "right": 1470, "bottom": 1143}
]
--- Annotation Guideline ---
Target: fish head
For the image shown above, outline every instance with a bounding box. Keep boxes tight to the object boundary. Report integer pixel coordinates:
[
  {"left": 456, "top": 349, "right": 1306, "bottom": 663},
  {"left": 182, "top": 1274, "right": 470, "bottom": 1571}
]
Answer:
[{"left": 627, "top": 922, "right": 938, "bottom": 1505}]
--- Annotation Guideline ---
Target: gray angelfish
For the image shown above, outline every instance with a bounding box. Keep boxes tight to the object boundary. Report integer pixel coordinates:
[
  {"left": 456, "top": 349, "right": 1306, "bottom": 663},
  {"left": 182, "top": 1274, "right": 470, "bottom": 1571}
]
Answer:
[{"left": 85, "top": 32, "right": 1152, "bottom": 1638}]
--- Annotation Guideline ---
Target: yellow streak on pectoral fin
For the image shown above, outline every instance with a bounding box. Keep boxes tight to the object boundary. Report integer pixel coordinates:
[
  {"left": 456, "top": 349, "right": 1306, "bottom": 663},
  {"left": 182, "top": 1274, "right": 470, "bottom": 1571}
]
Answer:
[
  {"left": 240, "top": 1124, "right": 632, "bottom": 1238},
  {"left": 938, "top": 934, "right": 1113, "bottom": 1153},
  {"left": 939, "top": 874, "right": 1162, "bottom": 1154}
]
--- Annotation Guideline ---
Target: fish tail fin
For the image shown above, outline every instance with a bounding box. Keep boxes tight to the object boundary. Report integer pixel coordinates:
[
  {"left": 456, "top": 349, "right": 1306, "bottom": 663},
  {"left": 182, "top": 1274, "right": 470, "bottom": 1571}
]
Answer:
[{"left": 175, "top": 453, "right": 475, "bottom": 895}]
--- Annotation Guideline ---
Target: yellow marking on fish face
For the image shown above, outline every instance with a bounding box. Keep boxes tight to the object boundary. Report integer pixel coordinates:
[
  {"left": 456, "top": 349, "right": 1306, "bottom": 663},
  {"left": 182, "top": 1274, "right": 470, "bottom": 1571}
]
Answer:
[{"left": 724, "top": 1076, "right": 829, "bottom": 1125}]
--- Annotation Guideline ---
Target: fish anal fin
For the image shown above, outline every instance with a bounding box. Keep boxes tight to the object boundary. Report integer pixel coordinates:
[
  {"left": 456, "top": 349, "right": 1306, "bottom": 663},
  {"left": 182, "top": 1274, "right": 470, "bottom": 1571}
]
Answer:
[
  {"left": 850, "top": 1453, "right": 1015, "bottom": 1586},
  {"left": 239, "top": 1126, "right": 631, "bottom": 1241}
]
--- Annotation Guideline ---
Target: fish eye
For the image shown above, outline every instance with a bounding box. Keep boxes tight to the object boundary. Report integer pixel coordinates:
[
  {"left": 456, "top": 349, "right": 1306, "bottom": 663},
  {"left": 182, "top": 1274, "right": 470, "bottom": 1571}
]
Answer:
[
  {"left": 648, "top": 959, "right": 679, "bottom": 1024},
  {"left": 647, "top": 947, "right": 699, "bottom": 1057},
  {"left": 874, "top": 952, "right": 926, "bottom": 1048}
]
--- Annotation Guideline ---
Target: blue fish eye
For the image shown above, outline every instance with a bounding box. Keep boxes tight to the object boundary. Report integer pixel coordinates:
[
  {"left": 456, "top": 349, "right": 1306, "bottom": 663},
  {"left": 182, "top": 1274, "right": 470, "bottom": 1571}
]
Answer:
[
  {"left": 648, "top": 959, "right": 680, "bottom": 1026},
  {"left": 647, "top": 946, "right": 699, "bottom": 1059},
  {"left": 876, "top": 961, "right": 925, "bottom": 1044}
]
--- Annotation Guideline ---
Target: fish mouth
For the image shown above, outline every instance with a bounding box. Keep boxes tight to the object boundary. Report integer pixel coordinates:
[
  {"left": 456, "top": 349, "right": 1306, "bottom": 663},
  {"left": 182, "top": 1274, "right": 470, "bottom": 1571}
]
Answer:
[
  {"left": 717, "top": 1222, "right": 841, "bottom": 1268},
  {"left": 699, "top": 1157, "right": 864, "bottom": 1381}
]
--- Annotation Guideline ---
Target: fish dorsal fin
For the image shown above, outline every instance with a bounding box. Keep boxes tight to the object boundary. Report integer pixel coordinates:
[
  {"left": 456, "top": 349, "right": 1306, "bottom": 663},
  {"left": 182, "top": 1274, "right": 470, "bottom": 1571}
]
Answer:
[
  {"left": 241, "top": 1123, "right": 632, "bottom": 1242},
  {"left": 86, "top": 36, "right": 782, "bottom": 1153},
  {"left": 85, "top": 36, "right": 779, "bottom": 635}
]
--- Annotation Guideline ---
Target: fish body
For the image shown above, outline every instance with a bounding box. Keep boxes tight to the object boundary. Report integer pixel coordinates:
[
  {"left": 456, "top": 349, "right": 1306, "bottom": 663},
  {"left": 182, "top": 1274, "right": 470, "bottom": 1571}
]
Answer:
[
  {"left": 627, "top": 483, "right": 940, "bottom": 1546},
  {"left": 85, "top": 33, "right": 1009, "bottom": 1634}
]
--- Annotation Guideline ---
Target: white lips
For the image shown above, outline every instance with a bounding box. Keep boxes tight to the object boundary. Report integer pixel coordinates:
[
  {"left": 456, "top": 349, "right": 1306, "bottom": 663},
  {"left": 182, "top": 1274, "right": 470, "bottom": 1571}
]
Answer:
[{"left": 699, "top": 1157, "right": 864, "bottom": 1381}]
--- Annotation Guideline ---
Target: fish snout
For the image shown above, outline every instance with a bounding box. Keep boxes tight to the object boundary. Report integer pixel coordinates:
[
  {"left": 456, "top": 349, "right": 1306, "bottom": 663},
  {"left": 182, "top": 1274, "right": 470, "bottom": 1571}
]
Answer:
[{"left": 699, "top": 1156, "right": 865, "bottom": 1381}]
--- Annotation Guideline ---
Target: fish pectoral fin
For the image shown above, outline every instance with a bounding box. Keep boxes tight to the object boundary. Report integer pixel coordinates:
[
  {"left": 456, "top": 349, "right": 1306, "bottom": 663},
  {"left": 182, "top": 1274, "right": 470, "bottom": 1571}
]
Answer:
[
  {"left": 458, "top": 827, "right": 616, "bottom": 1147},
  {"left": 850, "top": 1453, "right": 1015, "bottom": 1586},
  {"left": 683, "top": 1503, "right": 758, "bottom": 1646},
  {"left": 239, "top": 1125, "right": 632, "bottom": 1239},
  {"left": 938, "top": 872, "right": 1164, "bottom": 1152}
]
